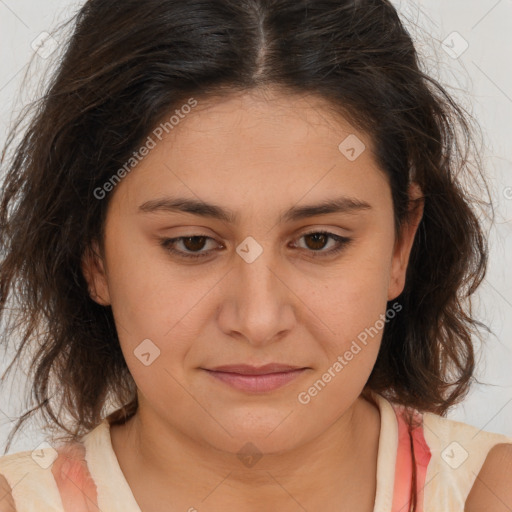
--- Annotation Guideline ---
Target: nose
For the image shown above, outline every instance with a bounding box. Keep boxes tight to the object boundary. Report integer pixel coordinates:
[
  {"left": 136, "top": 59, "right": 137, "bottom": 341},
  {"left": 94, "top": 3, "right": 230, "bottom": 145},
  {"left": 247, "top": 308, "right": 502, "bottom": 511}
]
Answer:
[{"left": 217, "top": 243, "right": 296, "bottom": 347}]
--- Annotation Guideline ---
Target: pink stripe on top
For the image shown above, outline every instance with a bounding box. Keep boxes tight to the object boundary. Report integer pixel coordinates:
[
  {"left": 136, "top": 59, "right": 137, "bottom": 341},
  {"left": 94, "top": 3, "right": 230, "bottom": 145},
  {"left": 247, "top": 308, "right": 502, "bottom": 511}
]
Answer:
[
  {"left": 391, "top": 406, "right": 432, "bottom": 512},
  {"left": 52, "top": 443, "right": 99, "bottom": 511}
]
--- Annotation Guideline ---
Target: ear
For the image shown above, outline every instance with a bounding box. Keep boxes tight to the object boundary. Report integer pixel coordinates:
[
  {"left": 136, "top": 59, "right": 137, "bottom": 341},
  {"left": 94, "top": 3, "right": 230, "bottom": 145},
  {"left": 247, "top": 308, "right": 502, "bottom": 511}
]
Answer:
[
  {"left": 81, "top": 240, "right": 111, "bottom": 306},
  {"left": 387, "top": 182, "right": 424, "bottom": 301}
]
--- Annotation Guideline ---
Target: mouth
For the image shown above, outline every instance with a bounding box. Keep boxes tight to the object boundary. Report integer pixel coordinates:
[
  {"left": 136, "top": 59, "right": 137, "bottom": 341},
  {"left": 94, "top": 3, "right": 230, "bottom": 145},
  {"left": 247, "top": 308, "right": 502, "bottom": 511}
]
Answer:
[{"left": 202, "top": 364, "right": 310, "bottom": 393}]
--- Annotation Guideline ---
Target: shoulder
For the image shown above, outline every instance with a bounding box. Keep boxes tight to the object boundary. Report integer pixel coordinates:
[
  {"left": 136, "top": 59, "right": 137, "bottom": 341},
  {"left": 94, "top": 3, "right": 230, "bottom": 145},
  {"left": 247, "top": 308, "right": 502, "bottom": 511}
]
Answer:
[
  {"left": 0, "top": 448, "right": 59, "bottom": 511},
  {"left": 0, "top": 441, "right": 98, "bottom": 511},
  {"left": 465, "top": 443, "right": 512, "bottom": 512},
  {"left": 420, "top": 412, "right": 512, "bottom": 509},
  {"left": 0, "top": 472, "right": 16, "bottom": 511},
  {"left": 0, "top": 447, "right": 54, "bottom": 486},
  {"left": 422, "top": 411, "right": 512, "bottom": 460}
]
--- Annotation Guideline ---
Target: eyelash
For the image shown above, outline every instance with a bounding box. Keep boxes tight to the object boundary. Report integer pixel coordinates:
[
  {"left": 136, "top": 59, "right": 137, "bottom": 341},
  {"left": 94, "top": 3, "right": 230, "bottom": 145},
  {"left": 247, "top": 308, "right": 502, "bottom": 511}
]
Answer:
[{"left": 160, "top": 231, "right": 352, "bottom": 260}]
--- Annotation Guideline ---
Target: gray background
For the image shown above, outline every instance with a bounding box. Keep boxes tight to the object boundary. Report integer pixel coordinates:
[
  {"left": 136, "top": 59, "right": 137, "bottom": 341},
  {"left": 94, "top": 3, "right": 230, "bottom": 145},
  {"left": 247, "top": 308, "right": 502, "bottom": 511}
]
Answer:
[{"left": 1, "top": 0, "right": 511, "bottom": 454}]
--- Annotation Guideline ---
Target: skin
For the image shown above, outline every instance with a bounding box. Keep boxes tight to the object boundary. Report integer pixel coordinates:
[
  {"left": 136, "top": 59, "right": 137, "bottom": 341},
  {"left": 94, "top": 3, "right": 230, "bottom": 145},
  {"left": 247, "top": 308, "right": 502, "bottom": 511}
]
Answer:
[
  {"left": 465, "top": 443, "right": 512, "bottom": 512},
  {"left": 81, "top": 87, "right": 425, "bottom": 511},
  {"left": 1, "top": 88, "right": 510, "bottom": 512}
]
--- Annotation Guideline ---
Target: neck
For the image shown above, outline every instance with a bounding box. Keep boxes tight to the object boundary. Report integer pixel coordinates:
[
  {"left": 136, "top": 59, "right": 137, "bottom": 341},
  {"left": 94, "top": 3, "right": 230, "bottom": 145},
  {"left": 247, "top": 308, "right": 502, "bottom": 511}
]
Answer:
[{"left": 110, "top": 394, "right": 381, "bottom": 512}]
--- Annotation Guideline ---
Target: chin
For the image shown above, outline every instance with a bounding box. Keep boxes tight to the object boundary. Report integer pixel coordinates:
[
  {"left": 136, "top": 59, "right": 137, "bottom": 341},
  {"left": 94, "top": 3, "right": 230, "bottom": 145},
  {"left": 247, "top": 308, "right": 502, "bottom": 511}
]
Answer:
[{"left": 203, "top": 414, "right": 308, "bottom": 455}]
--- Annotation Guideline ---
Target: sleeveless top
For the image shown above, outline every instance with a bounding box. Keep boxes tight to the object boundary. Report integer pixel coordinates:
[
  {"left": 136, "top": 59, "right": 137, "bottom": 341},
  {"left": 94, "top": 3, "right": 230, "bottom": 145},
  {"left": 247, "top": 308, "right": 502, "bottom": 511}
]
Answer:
[{"left": 1, "top": 392, "right": 511, "bottom": 511}]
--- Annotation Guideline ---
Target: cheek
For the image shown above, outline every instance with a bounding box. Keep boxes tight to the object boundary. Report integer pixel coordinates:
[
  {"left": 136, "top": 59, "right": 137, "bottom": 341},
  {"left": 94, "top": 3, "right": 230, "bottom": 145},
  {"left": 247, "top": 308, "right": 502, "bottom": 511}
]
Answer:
[
  {"left": 303, "top": 236, "right": 394, "bottom": 391},
  {"left": 104, "top": 221, "right": 181, "bottom": 326},
  {"left": 102, "top": 227, "right": 192, "bottom": 374},
  {"left": 296, "top": 267, "right": 392, "bottom": 413},
  {"left": 315, "top": 242, "right": 393, "bottom": 337}
]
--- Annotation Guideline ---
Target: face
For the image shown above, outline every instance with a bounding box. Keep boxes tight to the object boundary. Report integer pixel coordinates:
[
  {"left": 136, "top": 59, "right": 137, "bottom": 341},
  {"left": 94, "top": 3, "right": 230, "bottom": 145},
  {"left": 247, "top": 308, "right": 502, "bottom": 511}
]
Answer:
[{"left": 83, "top": 88, "right": 423, "bottom": 455}]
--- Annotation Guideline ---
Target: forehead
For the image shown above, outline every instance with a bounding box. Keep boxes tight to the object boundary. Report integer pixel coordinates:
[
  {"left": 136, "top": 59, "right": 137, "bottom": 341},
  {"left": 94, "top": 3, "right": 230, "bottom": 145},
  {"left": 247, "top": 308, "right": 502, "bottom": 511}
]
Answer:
[
  {"left": 163, "top": 89, "right": 370, "bottom": 157},
  {"left": 109, "top": 88, "right": 390, "bottom": 216}
]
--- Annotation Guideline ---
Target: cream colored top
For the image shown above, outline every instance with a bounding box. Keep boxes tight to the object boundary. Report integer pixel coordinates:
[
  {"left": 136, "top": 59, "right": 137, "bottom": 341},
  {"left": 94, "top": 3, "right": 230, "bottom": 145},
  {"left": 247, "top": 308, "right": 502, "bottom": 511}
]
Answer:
[{"left": 1, "top": 394, "right": 511, "bottom": 511}]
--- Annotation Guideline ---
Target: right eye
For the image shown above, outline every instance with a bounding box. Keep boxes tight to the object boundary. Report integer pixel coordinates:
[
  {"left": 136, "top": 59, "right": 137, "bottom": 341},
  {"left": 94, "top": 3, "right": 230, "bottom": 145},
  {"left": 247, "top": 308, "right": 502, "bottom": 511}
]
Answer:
[{"left": 160, "top": 235, "right": 222, "bottom": 259}]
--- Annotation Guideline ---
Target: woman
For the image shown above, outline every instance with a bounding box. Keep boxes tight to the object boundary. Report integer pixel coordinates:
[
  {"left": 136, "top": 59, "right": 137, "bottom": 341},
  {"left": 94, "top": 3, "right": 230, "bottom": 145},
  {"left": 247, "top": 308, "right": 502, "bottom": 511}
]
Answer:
[{"left": 0, "top": 0, "right": 511, "bottom": 510}]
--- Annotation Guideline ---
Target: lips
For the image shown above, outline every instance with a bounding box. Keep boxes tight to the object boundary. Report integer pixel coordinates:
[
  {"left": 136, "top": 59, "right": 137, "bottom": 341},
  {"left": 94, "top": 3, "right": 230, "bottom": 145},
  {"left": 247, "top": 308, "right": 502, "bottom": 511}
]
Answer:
[
  {"left": 207, "top": 363, "right": 306, "bottom": 375},
  {"left": 203, "top": 363, "right": 309, "bottom": 392}
]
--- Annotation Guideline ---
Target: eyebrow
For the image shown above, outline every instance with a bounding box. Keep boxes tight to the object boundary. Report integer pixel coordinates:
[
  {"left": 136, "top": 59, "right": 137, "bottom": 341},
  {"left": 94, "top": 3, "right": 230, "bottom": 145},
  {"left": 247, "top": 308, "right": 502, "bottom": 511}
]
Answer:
[{"left": 138, "top": 195, "right": 372, "bottom": 223}]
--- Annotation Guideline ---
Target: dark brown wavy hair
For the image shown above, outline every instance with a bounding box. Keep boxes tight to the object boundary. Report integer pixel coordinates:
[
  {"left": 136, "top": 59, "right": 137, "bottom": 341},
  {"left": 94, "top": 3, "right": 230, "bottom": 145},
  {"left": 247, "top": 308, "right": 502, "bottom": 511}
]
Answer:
[{"left": 1, "top": 0, "right": 491, "bottom": 479}]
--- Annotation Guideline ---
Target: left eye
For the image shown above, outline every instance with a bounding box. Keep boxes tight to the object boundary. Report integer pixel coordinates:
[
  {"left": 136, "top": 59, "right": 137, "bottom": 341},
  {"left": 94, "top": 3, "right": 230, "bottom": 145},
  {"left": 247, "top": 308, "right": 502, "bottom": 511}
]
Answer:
[
  {"left": 294, "top": 231, "right": 347, "bottom": 253},
  {"left": 160, "top": 231, "right": 352, "bottom": 260}
]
